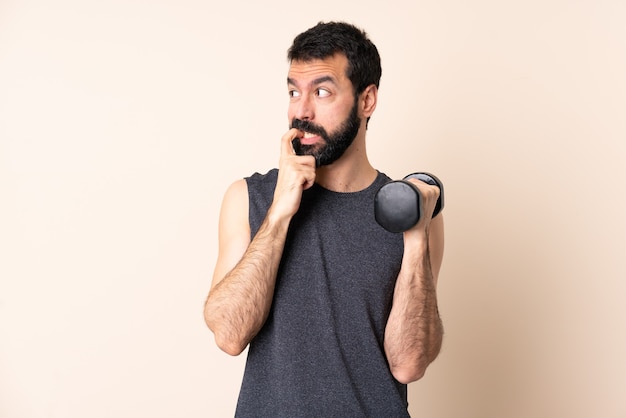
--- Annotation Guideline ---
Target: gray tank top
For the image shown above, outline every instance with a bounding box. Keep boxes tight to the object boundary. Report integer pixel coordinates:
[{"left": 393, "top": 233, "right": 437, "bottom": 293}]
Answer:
[{"left": 236, "top": 169, "right": 409, "bottom": 417}]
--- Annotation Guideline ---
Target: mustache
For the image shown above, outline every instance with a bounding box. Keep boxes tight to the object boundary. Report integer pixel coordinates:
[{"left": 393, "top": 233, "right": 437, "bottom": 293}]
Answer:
[{"left": 290, "top": 118, "right": 327, "bottom": 138}]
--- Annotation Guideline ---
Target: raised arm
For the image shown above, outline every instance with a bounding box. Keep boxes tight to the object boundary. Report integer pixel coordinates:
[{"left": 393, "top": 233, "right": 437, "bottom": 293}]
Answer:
[
  {"left": 384, "top": 179, "right": 445, "bottom": 383},
  {"left": 203, "top": 129, "right": 315, "bottom": 356}
]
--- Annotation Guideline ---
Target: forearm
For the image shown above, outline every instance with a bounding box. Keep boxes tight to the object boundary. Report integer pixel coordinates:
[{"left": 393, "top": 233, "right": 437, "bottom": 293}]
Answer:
[
  {"left": 205, "top": 212, "right": 289, "bottom": 355},
  {"left": 384, "top": 229, "right": 443, "bottom": 383}
]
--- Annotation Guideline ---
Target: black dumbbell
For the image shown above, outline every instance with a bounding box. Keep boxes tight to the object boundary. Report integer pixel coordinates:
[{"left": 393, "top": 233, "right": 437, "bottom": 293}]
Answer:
[{"left": 374, "top": 172, "right": 444, "bottom": 233}]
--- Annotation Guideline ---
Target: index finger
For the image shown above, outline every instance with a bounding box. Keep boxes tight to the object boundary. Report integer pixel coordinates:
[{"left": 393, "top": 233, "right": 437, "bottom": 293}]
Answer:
[{"left": 281, "top": 128, "right": 303, "bottom": 156}]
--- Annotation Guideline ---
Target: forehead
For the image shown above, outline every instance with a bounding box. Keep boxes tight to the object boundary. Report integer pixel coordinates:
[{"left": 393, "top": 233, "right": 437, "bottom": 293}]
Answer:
[{"left": 287, "top": 54, "right": 350, "bottom": 86}]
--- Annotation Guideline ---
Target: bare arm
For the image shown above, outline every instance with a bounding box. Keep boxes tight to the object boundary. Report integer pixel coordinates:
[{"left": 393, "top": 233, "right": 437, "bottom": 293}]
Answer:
[
  {"left": 204, "top": 129, "right": 315, "bottom": 356},
  {"left": 203, "top": 179, "right": 289, "bottom": 356},
  {"left": 384, "top": 180, "right": 445, "bottom": 384}
]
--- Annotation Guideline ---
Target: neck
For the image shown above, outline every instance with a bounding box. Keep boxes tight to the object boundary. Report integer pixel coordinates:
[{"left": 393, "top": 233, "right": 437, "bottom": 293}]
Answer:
[{"left": 314, "top": 134, "right": 377, "bottom": 192}]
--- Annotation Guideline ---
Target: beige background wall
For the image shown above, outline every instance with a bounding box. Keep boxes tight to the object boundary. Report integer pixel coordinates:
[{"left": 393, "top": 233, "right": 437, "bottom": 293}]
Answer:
[{"left": 1, "top": 0, "right": 624, "bottom": 417}]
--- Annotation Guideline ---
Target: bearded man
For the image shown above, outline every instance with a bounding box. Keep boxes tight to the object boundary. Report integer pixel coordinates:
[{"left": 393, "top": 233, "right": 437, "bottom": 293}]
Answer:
[{"left": 204, "top": 21, "right": 445, "bottom": 417}]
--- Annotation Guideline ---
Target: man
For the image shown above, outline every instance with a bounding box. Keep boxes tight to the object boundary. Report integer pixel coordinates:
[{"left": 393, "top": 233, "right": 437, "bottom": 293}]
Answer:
[{"left": 204, "top": 21, "right": 444, "bottom": 417}]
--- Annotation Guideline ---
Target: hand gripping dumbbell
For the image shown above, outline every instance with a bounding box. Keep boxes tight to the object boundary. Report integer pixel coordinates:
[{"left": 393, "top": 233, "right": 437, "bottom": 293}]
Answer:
[{"left": 374, "top": 173, "right": 445, "bottom": 233}]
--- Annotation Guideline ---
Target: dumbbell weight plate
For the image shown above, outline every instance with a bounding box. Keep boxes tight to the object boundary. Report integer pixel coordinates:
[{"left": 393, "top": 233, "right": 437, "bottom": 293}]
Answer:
[
  {"left": 374, "top": 180, "right": 422, "bottom": 233},
  {"left": 403, "top": 172, "right": 444, "bottom": 218}
]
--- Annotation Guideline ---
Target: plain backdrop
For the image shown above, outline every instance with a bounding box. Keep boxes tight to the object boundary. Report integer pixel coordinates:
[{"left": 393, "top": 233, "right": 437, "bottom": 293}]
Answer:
[{"left": 1, "top": 0, "right": 625, "bottom": 417}]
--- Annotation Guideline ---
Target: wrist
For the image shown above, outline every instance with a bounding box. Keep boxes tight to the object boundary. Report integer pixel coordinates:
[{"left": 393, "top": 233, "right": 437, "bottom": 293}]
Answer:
[
  {"left": 402, "top": 228, "right": 429, "bottom": 258},
  {"left": 265, "top": 204, "right": 293, "bottom": 233}
]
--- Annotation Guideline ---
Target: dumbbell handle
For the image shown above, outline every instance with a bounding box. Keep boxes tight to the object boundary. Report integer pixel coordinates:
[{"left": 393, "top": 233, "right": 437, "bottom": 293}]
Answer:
[
  {"left": 374, "top": 172, "right": 444, "bottom": 233},
  {"left": 403, "top": 172, "right": 445, "bottom": 219}
]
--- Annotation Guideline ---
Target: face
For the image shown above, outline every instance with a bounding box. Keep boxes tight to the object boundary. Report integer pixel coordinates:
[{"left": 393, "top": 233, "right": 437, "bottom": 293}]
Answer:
[
  {"left": 287, "top": 55, "right": 362, "bottom": 167},
  {"left": 290, "top": 100, "right": 360, "bottom": 167}
]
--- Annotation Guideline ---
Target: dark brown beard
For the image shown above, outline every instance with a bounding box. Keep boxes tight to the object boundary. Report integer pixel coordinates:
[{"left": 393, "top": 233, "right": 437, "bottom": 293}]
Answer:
[{"left": 290, "top": 100, "right": 360, "bottom": 167}]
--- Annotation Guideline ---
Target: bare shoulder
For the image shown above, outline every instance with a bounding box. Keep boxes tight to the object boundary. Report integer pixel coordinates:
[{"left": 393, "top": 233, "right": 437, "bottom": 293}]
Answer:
[
  {"left": 222, "top": 178, "right": 249, "bottom": 207},
  {"left": 219, "top": 179, "right": 249, "bottom": 234},
  {"left": 211, "top": 179, "right": 251, "bottom": 289}
]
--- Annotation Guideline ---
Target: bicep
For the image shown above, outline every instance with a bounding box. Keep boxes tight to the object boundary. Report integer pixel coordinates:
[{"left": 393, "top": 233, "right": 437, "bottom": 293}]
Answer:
[{"left": 211, "top": 179, "right": 251, "bottom": 290}]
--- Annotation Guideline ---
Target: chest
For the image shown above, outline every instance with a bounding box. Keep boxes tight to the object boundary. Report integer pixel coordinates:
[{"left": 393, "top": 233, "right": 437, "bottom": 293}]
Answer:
[{"left": 276, "top": 187, "right": 404, "bottom": 323}]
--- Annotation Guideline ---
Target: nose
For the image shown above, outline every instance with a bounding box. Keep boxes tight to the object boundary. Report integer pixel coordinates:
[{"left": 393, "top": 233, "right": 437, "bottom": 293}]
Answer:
[{"left": 292, "top": 95, "right": 314, "bottom": 121}]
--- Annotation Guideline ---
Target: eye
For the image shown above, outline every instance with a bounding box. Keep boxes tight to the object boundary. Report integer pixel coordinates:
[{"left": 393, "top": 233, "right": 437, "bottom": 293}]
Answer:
[
  {"left": 316, "top": 88, "right": 331, "bottom": 98},
  {"left": 289, "top": 89, "right": 301, "bottom": 98}
]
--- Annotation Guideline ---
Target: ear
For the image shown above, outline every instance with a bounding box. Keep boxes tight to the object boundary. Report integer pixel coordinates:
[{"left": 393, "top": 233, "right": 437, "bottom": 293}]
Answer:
[{"left": 360, "top": 84, "right": 378, "bottom": 118}]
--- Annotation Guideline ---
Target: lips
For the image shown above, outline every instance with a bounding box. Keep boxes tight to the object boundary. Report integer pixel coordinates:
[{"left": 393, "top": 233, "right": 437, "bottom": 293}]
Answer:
[{"left": 300, "top": 131, "right": 321, "bottom": 145}]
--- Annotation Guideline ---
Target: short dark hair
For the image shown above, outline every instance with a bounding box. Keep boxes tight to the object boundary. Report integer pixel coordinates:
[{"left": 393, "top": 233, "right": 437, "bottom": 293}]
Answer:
[{"left": 287, "top": 21, "right": 382, "bottom": 96}]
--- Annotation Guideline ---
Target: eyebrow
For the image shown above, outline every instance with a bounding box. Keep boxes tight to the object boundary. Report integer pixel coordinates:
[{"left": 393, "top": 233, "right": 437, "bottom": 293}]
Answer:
[{"left": 287, "top": 75, "right": 337, "bottom": 88}]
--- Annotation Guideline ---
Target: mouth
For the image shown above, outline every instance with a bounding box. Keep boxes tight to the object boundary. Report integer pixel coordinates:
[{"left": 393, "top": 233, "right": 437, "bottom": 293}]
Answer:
[{"left": 299, "top": 131, "right": 322, "bottom": 145}]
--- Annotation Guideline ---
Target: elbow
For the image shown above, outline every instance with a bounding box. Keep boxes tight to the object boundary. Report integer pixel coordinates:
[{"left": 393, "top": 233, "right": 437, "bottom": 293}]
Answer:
[
  {"left": 204, "top": 311, "right": 249, "bottom": 356},
  {"left": 391, "top": 326, "right": 444, "bottom": 384},
  {"left": 389, "top": 344, "right": 442, "bottom": 384},
  {"left": 214, "top": 334, "right": 247, "bottom": 356},
  {"left": 205, "top": 327, "right": 248, "bottom": 357},
  {"left": 390, "top": 363, "right": 427, "bottom": 384},
  {"left": 207, "top": 320, "right": 248, "bottom": 356},
  {"left": 204, "top": 307, "right": 247, "bottom": 356}
]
